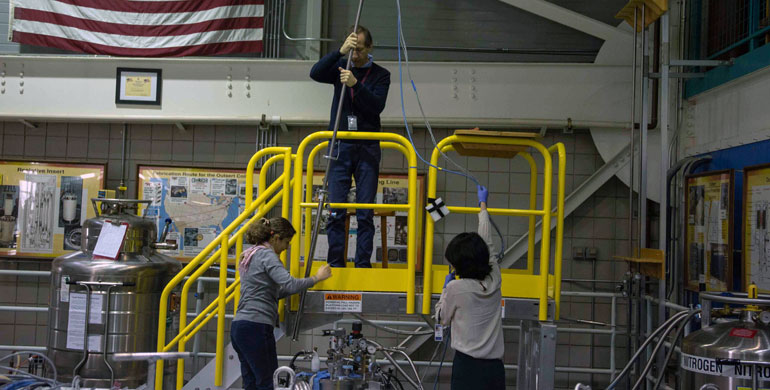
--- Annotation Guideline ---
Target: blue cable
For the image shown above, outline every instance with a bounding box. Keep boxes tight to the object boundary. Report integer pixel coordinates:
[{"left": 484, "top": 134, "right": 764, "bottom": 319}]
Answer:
[
  {"left": 395, "top": 0, "right": 507, "bottom": 258},
  {"left": 395, "top": 1, "right": 479, "bottom": 187}
]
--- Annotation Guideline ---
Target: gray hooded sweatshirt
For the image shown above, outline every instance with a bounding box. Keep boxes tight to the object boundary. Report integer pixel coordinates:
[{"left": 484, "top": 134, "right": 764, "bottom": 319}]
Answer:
[{"left": 234, "top": 247, "right": 316, "bottom": 326}]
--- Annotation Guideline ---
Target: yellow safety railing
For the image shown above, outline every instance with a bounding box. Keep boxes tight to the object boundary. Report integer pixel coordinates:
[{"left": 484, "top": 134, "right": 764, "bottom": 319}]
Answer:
[
  {"left": 155, "top": 131, "right": 564, "bottom": 388},
  {"left": 422, "top": 135, "right": 566, "bottom": 321},
  {"left": 302, "top": 141, "right": 410, "bottom": 269},
  {"left": 155, "top": 147, "right": 293, "bottom": 390},
  {"left": 290, "top": 131, "right": 419, "bottom": 313}
]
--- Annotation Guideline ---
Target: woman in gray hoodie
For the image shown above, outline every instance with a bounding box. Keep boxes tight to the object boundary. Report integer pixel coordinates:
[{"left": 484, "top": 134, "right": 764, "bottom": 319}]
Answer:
[
  {"left": 436, "top": 186, "right": 505, "bottom": 389},
  {"left": 231, "top": 217, "right": 332, "bottom": 390}
]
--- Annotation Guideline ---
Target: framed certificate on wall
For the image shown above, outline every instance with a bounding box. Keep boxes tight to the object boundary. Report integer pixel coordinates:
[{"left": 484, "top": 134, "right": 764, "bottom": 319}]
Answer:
[
  {"left": 684, "top": 170, "right": 734, "bottom": 292},
  {"left": 116, "top": 67, "right": 162, "bottom": 105}
]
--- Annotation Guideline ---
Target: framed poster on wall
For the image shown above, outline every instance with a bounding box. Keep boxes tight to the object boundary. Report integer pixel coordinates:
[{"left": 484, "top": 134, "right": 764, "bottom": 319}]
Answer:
[
  {"left": 0, "top": 160, "right": 106, "bottom": 258},
  {"left": 300, "top": 172, "right": 425, "bottom": 268},
  {"left": 684, "top": 170, "right": 734, "bottom": 292},
  {"left": 742, "top": 163, "right": 770, "bottom": 293},
  {"left": 137, "top": 165, "right": 259, "bottom": 261}
]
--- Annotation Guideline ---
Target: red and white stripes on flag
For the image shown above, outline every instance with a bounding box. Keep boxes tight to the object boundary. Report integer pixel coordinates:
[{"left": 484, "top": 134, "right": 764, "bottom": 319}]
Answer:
[{"left": 9, "top": 0, "right": 264, "bottom": 57}]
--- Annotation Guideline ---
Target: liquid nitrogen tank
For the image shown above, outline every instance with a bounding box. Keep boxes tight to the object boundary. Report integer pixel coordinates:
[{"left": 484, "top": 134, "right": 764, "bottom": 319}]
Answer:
[
  {"left": 47, "top": 199, "right": 181, "bottom": 388},
  {"left": 681, "top": 288, "right": 770, "bottom": 389}
]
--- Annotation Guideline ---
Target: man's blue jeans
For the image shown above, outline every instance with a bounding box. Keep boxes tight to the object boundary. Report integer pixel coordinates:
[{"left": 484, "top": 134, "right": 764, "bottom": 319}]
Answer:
[{"left": 326, "top": 141, "right": 380, "bottom": 268}]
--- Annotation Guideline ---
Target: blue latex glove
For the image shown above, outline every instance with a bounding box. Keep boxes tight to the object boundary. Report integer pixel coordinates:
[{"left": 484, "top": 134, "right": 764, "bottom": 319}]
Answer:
[
  {"left": 443, "top": 271, "right": 456, "bottom": 289},
  {"left": 477, "top": 185, "right": 488, "bottom": 205}
]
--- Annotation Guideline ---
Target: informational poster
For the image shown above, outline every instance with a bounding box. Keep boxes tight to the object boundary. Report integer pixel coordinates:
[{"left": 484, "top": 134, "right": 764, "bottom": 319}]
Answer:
[
  {"left": 137, "top": 166, "right": 258, "bottom": 260},
  {"left": 0, "top": 161, "right": 105, "bottom": 258},
  {"left": 301, "top": 173, "right": 425, "bottom": 266},
  {"left": 684, "top": 170, "right": 733, "bottom": 291},
  {"left": 743, "top": 164, "right": 770, "bottom": 293}
]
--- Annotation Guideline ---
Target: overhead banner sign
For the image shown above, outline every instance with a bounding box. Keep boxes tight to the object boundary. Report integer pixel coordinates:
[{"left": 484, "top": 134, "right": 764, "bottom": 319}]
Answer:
[
  {"left": 137, "top": 165, "right": 259, "bottom": 260},
  {"left": 684, "top": 170, "right": 733, "bottom": 292},
  {"left": 0, "top": 161, "right": 105, "bottom": 258}
]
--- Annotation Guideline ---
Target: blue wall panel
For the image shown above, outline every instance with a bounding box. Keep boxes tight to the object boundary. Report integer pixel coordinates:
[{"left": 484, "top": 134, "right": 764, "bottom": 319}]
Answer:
[{"left": 690, "top": 139, "right": 770, "bottom": 291}]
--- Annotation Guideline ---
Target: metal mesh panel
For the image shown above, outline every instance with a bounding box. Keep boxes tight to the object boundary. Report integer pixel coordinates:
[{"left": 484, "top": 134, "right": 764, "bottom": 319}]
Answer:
[{"left": 707, "top": 0, "right": 750, "bottom": 57}]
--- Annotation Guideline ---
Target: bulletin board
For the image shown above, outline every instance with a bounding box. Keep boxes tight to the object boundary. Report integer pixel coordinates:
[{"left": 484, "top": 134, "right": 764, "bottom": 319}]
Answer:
[
  {"left": 301, "top": 172, "right": 425, "bottom": 268},
  {"left": 684, "top": 170, "right": 734, "bottom": 292},
  {"left": 742, "top": 163, "right": 770, "bottom": 293},
  {"left": 137, "top": 165, "right": 259, "bottom": 260},
  {"left": 0, "top": 160, "right": 106, "bottom": 258}
]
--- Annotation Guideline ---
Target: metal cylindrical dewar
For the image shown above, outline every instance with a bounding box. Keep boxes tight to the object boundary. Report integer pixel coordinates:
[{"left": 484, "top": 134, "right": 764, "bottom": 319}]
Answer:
[{"left": 47, "top": 199, "right": 181, "bottom": 389}]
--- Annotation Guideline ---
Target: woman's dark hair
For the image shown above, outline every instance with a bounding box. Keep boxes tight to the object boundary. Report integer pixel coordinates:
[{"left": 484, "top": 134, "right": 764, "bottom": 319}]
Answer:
[
  {"left": 347, "top": 25, "right": 373, "bottom": 48},
  {"left": 445, "top": 232, "right": 491, "bottom": 280},
  {"left": 245, "top": 217, "right": 296, "bottom": 245}
]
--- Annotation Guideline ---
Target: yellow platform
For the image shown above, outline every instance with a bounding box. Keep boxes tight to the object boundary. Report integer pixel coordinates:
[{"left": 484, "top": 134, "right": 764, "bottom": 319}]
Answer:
[{"left": 155, "top": 130, "right": 567, "bottom": 389}]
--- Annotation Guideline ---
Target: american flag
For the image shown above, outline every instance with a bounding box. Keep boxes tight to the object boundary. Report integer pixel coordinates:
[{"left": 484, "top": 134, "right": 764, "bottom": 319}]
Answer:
[{"left": 9, "top": 0, "right": 264, "bottom": 57}]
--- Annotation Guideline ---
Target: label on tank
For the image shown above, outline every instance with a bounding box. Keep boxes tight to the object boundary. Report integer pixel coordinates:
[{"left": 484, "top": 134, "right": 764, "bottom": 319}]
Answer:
[
  {"left": 730, "top": 328, "right": 758, "bottom": 338},
  {"left": 60, "top": 276, "right": 69, "bottom": 302},
  {"left": 738, "top": 387, "right": 770, "bottom": 390},
  {"left": 682, "top": 353, "right": 770, "bottom": 380}
]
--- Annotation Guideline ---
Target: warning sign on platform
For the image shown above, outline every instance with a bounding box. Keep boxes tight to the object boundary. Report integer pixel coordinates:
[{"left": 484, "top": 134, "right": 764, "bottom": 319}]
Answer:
[{"left": 324, "top": 292, "right": 363, "bottom": 313}]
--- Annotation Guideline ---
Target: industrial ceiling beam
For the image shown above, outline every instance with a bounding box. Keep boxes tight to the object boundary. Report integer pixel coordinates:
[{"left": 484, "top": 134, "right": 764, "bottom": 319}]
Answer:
[{"left": 497, "top": 0, "right": 632, "bottom": 43}]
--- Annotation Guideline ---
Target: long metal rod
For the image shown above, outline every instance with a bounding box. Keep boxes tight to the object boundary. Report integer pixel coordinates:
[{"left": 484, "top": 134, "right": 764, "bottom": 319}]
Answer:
[
  {"left": 375, "top": 44, "right": 597, "bottom": 56},
  {"left": 629, "top": 8, "right": 638, "bottom": 258},
  {"left": 292, "top": 0, "right": 365, "bottom": 341},
  {"left": 639, "top": 3, "right": 648, "bottom": 253},
  {"left": 191, "top": 279, "right": 205, "bottom": 371},
  {"left": 120, "top": 124, "right": 128, "bottom": 196},
  {"left": 103, "top": 285, "right": 117, "bottom": 390},
  {"left": 628, "top": 10, "right": 638, "bottom": 389},
  {"left": 72, "top": 283, "right": 93, "bottom": 379},
  {"left": 636, "top": 6, "right": 648, "bottom": 387},
  {"left": 657, "top": 11, "right": 671, "bottom": 381}
]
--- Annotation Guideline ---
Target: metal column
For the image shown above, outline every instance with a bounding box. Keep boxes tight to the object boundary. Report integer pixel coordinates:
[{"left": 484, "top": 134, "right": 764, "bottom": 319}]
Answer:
[
  {"left": 516, "top": 320, "right": 557, "bottom": 390},
  {"left": 657, "top": 11, "right": 671, "bottom": 383}
]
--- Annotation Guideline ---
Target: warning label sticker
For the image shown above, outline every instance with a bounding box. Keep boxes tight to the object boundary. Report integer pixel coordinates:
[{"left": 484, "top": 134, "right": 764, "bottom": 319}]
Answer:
[
  {"left": 730, "top": 328, "right": 758, "bottom": 339},
  {"left": 324, "top": 293, "right": 363, "bottom": 313},
  {"left": 681, "top": 353, "right": 770, "bottom": 380}
]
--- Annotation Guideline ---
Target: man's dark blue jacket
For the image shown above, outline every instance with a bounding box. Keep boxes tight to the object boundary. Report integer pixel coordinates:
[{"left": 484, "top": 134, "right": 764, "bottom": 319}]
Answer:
[{"left": 310, "top": 51, "right": 390, "bottom": 139}]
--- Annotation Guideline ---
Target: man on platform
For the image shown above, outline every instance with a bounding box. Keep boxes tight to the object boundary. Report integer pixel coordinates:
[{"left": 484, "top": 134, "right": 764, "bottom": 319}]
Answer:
[{"left": 310, "top": 25, "right": 390, "bottom": 268}]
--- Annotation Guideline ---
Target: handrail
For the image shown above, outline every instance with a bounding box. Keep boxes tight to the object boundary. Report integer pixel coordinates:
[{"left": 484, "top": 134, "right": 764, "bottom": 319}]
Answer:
[
  {"left": 548, "top": 143, "right": 566, "bottom": 319},
  {"left": 170, "top": 181, "right": 289, "bottom": 389},
  {"left": 233, "top": 152, "right": 286, "bottom": 312},
  {"left": 291, "top": 131, "right": 419, "bottom": 313},
  {"left": 421, "top": 134, "right": 565, "bottom": 321},
  {"left": 302, "top": 141, "right": 411, "bottom": 266},
  {"left": 155, "top": 147, "right": 292, "bottom": 390},
  {"left": 520, "top": 152, "right": 538, "bottom": 275}
]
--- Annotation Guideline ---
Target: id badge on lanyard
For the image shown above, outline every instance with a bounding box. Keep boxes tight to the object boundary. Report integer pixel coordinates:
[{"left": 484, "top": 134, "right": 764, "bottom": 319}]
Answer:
[{"left": 347, "top": 67, "right": 372, "bottom": 131}]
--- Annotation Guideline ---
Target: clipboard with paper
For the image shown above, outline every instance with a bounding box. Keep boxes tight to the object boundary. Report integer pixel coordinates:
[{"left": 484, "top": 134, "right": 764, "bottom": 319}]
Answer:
[{"left": 92, "top": 220, "right": 129, "bottom": 260}]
